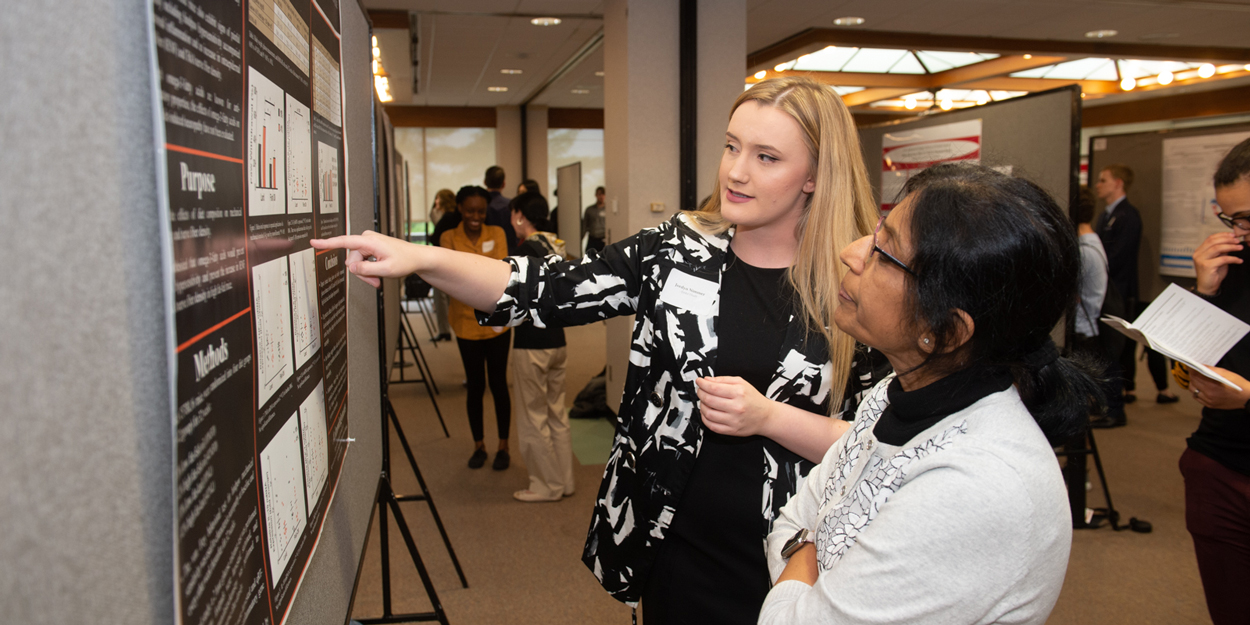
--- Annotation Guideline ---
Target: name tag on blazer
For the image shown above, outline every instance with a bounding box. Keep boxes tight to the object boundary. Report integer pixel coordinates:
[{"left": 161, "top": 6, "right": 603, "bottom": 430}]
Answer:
[
  {"left": 659, "top": 270, "right": 717, "bottom": 316},
  {"left": 482, "top": 240, "right": 495, "bottom": 253}
]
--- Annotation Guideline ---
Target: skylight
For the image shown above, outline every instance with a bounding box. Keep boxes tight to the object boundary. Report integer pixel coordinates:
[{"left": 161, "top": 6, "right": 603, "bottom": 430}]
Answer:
[
  {"left": 781, "top": 47, "right": 996, "bottom": 75},
  {"left": 914, "top": 51, "right": 998, "bottom": 72}
]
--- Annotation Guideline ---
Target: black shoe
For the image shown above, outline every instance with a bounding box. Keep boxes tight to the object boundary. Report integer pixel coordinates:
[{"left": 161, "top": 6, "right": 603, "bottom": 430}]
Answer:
[
  {"left": 1123, "top": 393, "right": 1137, "bottom": 404},
  {"left": 468, "top": 448, "right": 488, "bottom": 469},
  {"left": 492, "top": 450, "right": 510, "bottom": 471},
  {"left": 1090, "top": 415, "right": 1127, "bottom": 429},
  {"left": 1156, "top": 393, "right": 1179, "bottom": 404}
]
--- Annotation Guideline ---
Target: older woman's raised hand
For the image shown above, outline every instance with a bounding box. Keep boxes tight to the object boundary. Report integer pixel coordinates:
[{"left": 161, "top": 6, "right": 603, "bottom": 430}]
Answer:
[{"left": 311, "top": 231, "right": 423, "bottom": 288}]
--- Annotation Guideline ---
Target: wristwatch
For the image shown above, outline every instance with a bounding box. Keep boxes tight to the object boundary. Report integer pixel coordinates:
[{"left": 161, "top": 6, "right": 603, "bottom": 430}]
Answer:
[{"left": 780, "top": 528, "right": 813, "bottom": 559}]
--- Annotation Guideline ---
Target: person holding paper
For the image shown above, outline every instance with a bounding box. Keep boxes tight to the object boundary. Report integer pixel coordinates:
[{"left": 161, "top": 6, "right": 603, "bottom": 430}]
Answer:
[{"left": 1181, "top": 137, "right": 1250, "bottom": 625}]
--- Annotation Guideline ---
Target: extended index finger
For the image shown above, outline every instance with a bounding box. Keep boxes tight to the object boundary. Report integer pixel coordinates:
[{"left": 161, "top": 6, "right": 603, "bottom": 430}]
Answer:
[{"left": 310, "top": 234, "right": 371, "bottom": 252}]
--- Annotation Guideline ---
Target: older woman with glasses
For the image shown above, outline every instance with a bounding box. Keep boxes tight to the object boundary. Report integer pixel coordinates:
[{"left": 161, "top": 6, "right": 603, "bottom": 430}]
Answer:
[{"left": 760, "top": 163, "right": 1101, "bottom": 624}]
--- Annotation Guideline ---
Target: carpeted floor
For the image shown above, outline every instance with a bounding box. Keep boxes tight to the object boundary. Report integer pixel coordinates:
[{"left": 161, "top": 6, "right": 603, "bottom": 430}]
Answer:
[{"left": 348, "top": 308, "right": 1215, "bottom": 624}]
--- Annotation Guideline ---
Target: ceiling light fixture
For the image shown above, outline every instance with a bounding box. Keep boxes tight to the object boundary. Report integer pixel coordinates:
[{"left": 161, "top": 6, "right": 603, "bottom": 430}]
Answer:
[
  {"left": 1085, "top": 29, "right": 1118, "bottom": 39},
  {"left": 904, "top": 96, "right": 916, "bottom": 110},
  {"left": 1120, "top": 76, "right": 1136, "bottom": 90},
  {"left": 571, "top": 88, "right": 590, "bottom": 94},
  {"left": 1023, "top": 54, "right": 1032, "bottom": 59},
  {"left": 754, "top": 70, "right": 767, "bottom": 80},
  {"left": 488, "top": 86, "right": 508, "bottom": 92},
  {"left": 531, "top": 17, "right": 561, "bottom": 26},
  {"left": 500, "top": 69, "right": 523, "bottom": 75},
  {"left": 940, "top": 98, "right": 953, "bottom": 111},
  {"left": 833, "top": 17, "right": 865, "bottom": 26},
  {"left": 595, "top": 71, "right": 605, "bottom": 77},
  {"left": 774, "top": 63, "right": 789, "bottom": 72},
  {"left": 1198, "top": 63, "right": 1216, "bottom": 78},
  {"left": 1158, "top": 69, "right": 1174, "bottom": 85}
]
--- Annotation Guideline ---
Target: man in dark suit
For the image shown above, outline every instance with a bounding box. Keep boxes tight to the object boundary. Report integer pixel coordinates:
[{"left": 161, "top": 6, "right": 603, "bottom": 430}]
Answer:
[
  {"left": 483, "top": 165, "right": 517, "bottom": 254},
  {"left": 1094, "top": 164, "right": 1141, "bottom": 426}
]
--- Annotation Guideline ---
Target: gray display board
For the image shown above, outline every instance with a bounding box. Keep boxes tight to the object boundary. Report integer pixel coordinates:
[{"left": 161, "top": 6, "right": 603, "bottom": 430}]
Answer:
[
  {"left": 0, "top": 0, "right": 380, "bottom": 623},
  {"left": 859, "top": 86, "right": 1081, "bottom": 214},
  {"left": 1088, "top": 122, "right": 1250, "bottom": 302},
  {"left": 557, "top": 162, "right": 583, "bottom": 258}
]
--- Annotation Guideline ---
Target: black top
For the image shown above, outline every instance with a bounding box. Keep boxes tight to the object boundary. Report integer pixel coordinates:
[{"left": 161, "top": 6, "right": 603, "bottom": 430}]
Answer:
[
  {"left": 485, "top": 190, "right": 518, "bottom": 254},
  {"left": 431, "top": 211, "right": 461, "bottom": 249},
  {"left": 1190, "top": 246, "right": 1250, "bottom": 477},
  {"left": 512, "top": 237, "right": 566, "bottom": 350},
  {"left": 875, "top": 364, "right": 1014, "bottom": 446},
  {"left": 643, "top": 250, "right": 791, "bottom": 625}
]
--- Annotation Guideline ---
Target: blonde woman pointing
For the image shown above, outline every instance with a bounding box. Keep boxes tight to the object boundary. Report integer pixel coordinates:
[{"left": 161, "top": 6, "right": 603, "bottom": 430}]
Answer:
[{"left": 312, "top": 78, "right": 889, "bottom": 623}]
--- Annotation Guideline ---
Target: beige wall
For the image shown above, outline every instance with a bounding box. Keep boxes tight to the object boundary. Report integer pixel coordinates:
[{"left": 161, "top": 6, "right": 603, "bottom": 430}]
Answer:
[
  {"left": 525, "top": 105, "right": 550, "bottom": 191},
  {"left": 495, "top": 106, "right": 523, "bottom": 193},
  {"left": 601, "top": 0, "right": 746, "bottom": 407}
]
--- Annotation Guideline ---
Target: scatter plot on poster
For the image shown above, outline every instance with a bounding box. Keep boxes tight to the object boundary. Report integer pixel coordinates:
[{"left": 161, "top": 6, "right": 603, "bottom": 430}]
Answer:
[
  {"left": 248, "top": 68, "right": 286, "bottom": 216},
  {"left": 299, "top": 381, "right": 329, "bottom": 512},
  {"left": 286, "top": 96, "right": 312, "bottom": 215},
  {"left": 253, "top": 256, "right": 294, "bottom": 408},
  {"left": 289, "top": 248, "right": 321, "bottom": 369},
  {"left": 260, "top": 412, "right": 308, "bottom": 584},
  {"left": 317, "top": 141, "right": 339, "bottom": 214}
]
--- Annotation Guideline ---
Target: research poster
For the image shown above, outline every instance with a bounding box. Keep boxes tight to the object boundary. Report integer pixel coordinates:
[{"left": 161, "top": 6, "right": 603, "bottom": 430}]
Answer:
[
  {"left": 1160, "top": 131, "right": 1250, "bottom": 277},
  {"left": 150, "top": 0, "right": 350, "bottom": 623},
  {"left": 881, "top": 119, "right": 983, "bottom": 210}
]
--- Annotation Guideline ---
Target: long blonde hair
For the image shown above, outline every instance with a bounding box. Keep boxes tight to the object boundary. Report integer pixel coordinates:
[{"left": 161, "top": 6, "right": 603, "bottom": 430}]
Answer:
[{"left": 688, "top": 77, "right": 877, "bottom": 412}]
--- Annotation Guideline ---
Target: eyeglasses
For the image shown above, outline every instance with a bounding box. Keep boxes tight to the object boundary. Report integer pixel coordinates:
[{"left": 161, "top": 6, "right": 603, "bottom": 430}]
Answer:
[
  {"left": 1216, "top": 211, "right": 1250, "bottom": 231},
  {"left": 871, "top": 215, "right": 916, "bottom": 276}
]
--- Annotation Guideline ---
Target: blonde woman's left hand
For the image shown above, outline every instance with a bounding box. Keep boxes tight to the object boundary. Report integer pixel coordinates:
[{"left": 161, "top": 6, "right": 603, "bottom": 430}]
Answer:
[
  {"left": 1189, "top": 367, "right": 1250, "bottom": 410},
  {"left": 696, "top": 376, "right": 776, "bottom": 437}
]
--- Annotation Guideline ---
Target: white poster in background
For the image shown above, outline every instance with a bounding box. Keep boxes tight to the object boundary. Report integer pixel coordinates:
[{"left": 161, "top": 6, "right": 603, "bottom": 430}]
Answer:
[
  {"left": 1160, "top": 131, "right": 1250, "bottom": 277},
  {"left": 881, "top": 119, "right": 982, "bottom": 210}
]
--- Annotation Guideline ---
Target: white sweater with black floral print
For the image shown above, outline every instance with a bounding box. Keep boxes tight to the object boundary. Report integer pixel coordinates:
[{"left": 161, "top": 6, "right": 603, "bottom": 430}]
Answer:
[
  {"left": 479, "top": 213, "right": 889, "bottom": 605},
  {"left": 761, "top": 376, "right": 1071, "bottom": 625}
]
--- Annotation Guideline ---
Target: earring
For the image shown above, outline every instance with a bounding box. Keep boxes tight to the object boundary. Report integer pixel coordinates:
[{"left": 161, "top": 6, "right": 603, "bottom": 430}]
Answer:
[{"left": 923, "top": 338, "right": 930, "bottom": 345}]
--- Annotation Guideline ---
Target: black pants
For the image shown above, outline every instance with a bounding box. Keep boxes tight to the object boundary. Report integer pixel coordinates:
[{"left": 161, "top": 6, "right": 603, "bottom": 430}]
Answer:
[
  {"left": 455, "top": 331, "right": 511, "bottom": 442},
  {"left": 586, "top": 237, "right": 605, "bottom": 253},
  {"left": 1119, "top": 301, "right": 1171, "bottom": 393}
]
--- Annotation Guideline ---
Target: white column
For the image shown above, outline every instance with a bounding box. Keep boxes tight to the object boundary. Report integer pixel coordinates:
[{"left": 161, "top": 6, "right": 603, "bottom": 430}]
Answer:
[{"left": 601, "top": 0, "right": 746, "bottom": 407}]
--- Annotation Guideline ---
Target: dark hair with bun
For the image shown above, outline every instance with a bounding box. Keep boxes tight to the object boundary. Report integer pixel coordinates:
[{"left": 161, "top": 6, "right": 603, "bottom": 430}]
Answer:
[
  {"left": 900, "top": 163, "right": 1101, "bottom": 443},
  {"left": 456, "top": 185, "right": 491, "bottom": 207},
  {"left": 510, "top": 191, "right": 551, "bottom": 231}
]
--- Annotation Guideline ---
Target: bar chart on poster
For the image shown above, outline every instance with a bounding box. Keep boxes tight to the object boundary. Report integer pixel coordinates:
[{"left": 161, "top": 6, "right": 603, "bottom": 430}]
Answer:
[{"left": 150, "top": 0, "right": 351, "bottom": 623}]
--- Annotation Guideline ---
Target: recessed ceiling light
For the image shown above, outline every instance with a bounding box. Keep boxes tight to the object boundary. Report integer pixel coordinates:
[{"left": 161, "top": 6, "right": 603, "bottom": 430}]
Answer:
[
  {"left": 1085, "top": 29, "right": 1118, "bottom": 38},
  {"left": 1158, "top": 69, "right": 1174, "bottom": 85},
  {"left": 488, "top": 86, "right": 508, "bottom": 92},
  {"left": 595, "top": 71, "right": 605, "bottom": 77},
  {"left": 500, "top": 69, "right": 523, "bottom": 75},
  {"left": 904, "top": 96, "right": 916, "bottom": 110},
  {"left": 1120, "top": 76, "right": 1136, "bottom": 90},
  {"left": 940, "top": 98, "right": 953, "bottom": 110},
  {"left": 571, "top": 88, "right": 590, "bottom": 94},
  {"left": 774, "top": 63, "right": 789, "bottom": 72},
  {"left": 1023, "top": 54, "right": 1032, "bottom": 59},
  {"left": 531, "top": 17, "right": 561, "bottom": 26},
  {"left": 833, "top": 16, "right": 865, "bottom": 26},
  {"left": 754, "top": 70, "right": 767, "bottom": 80},
  {"left": 1198, "top": 63, "right": 1216, "bottom": 78}
]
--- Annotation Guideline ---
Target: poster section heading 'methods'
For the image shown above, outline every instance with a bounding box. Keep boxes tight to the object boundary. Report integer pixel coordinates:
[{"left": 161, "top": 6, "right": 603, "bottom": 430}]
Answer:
[{"left": 152, "top": 0, "right": 350, "bottom": 623}]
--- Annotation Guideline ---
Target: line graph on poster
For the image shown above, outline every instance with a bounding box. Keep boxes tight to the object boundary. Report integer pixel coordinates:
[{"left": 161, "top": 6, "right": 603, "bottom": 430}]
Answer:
[
  {"left": 260, "top": 411, "right": 308, "bottom": 583},
  {"left": 299, "top": 381, "right": 329, "bottom": 513},
  {"left": 289, "top": 248, "right": 321, "bottom": 369},
  {"left": 253, "top": 256, "right": 295, "bottom": 408},
  {"left": 248, "top": 67, "right": 287, "bottom": 217},
  {"left": 286, "top": 96, "right": 312, "bottom": 215}
]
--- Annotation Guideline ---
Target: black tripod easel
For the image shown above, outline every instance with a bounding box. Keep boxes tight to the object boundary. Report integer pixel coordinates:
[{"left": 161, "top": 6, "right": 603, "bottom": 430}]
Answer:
[
  {"left": 358, "top": 283, "right": 469, "bottom": 625},
  {"left": 1058, "top": 426, "right": 1152, "bottom": 533},
  {"left": 391, "top": 305, "right": 447, "bottom": 438}
]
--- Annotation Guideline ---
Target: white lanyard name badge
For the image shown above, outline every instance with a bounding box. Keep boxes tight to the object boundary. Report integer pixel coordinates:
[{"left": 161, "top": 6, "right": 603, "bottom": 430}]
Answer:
[{"left": 659, "top": 270, "right": 718, "bottom": 317}]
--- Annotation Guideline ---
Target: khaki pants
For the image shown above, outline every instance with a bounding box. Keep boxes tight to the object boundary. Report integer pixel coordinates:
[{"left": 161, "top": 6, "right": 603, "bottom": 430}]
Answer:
[{"left": 511, "top": 347, "right": 574, "bottom": 498}]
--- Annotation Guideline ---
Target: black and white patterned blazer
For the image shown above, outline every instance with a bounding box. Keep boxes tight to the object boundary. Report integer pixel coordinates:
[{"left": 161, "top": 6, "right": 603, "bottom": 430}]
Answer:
[{"left": 479, "top": 213, "right": 889, "bottom": 604}]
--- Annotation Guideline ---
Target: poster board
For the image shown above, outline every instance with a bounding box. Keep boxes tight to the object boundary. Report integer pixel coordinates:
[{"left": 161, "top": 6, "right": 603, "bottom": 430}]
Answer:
[
  {"left": 1088, "top": 121, "right": 1250, "bottom": 300},
  {"left": 149, "top": 0, "right": 372, "bottom": 623},
  {"left": 859, "top": 86, "right": 1081, "bottom": 215}
]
